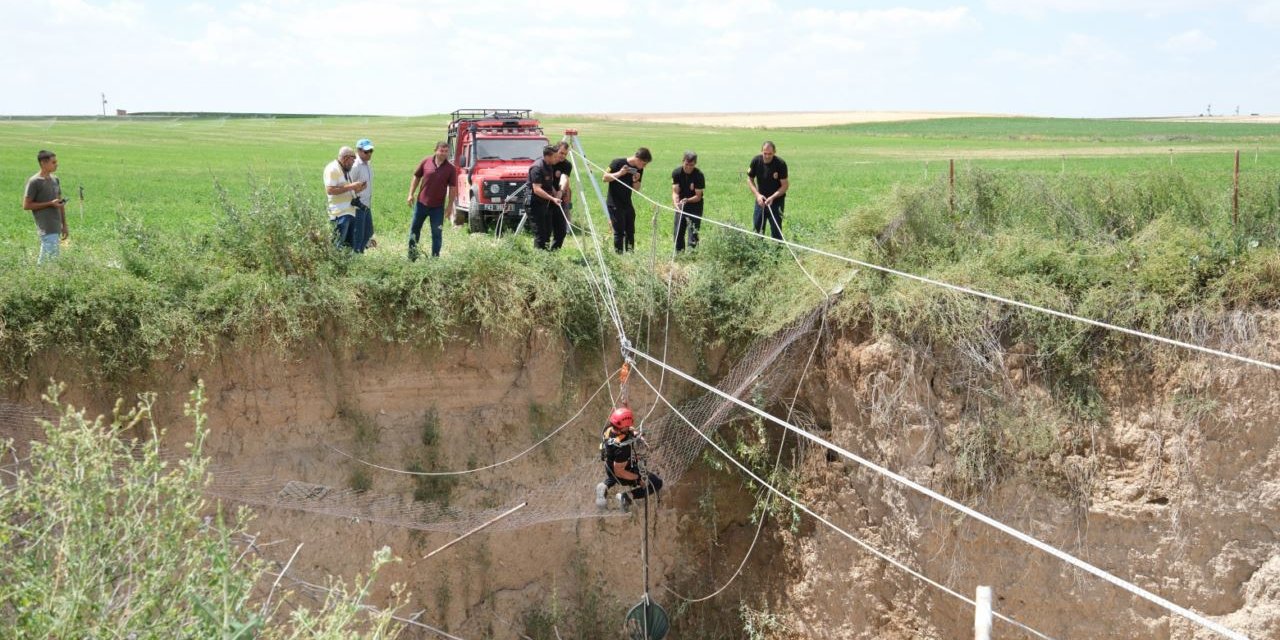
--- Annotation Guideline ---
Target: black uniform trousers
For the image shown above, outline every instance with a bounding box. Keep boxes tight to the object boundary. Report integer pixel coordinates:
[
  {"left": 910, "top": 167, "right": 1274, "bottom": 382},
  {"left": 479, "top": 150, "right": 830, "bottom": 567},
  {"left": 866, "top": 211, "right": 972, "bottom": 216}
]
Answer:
[
  {"left": 608, "top": 202, "right": 636, "bottom": 253},
  {"left": 532, "top": 202, "right": 566, "bottom": 250},
  {"left": 603, "top": 461, "right": 664, "bottom": 499},
  {"left": 674, "top": 209, "right": 702, "bottom": 251}
]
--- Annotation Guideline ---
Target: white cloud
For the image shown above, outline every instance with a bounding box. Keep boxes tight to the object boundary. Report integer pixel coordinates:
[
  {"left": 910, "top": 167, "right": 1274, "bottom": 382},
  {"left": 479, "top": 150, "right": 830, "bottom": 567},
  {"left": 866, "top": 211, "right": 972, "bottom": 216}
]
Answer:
[
  {"left": 985, "top": 0, "right": 1211, "bottom": 19},
  {"left": 47, "top": 0, "right": 146, "bottom": 26},
  {"left": 1161, "top": 29, "right": 1217, "bottom": 54},
  {"left": 185, "top": 2, "right": 214, "bottom": 18},
  {"left": 1061, "top": 33, "right": 1125, "bottom": 64},
  {"left": 796, "top": 6, "right": 976, "bottom": 34},
  {"left": 982, "top": 33, "right": 1126, "bottom": 69},
  {"left": 1246, "top": 0, "right": 1280, "bottom": 26},
  {"left": 985, "top": 47, "right": 1056, "bottom": 68},
  {"left": 0, "top": 0, "right": 1274, "bottom": 116}
]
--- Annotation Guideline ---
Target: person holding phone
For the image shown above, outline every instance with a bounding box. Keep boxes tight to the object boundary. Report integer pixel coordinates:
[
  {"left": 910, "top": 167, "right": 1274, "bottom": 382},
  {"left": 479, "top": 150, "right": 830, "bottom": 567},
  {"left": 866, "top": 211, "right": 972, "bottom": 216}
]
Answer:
[
  {"left": 22, "top": 149, "right": 68, "bottom": 264},
  {"left": 602, "top": 147, "right": 652, "bottom": 253}
]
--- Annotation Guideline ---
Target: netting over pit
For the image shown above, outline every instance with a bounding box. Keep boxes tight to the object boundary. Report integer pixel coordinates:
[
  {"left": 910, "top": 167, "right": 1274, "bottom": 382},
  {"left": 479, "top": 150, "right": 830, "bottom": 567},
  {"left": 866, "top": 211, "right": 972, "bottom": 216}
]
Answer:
[{"left": 0, "top": 304, "right": 825, "bottom": 535}]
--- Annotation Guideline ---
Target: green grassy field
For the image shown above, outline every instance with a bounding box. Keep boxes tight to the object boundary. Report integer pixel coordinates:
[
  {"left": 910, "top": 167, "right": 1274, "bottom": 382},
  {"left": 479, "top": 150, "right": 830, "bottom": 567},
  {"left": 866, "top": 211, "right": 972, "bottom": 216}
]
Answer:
[
  {"left": 1, "top": 114, "right": 1278, "bottom": 385},
  {"left": 4, "top": 114, "right": 1278, "bottom": 258}
]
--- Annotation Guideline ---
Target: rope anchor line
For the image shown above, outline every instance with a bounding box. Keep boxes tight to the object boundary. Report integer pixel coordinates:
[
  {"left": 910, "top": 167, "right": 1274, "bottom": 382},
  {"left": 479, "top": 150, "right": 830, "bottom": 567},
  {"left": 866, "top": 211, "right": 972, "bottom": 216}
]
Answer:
[{"left": 571, "top": 151, "right": 1280, "bottom": 375}]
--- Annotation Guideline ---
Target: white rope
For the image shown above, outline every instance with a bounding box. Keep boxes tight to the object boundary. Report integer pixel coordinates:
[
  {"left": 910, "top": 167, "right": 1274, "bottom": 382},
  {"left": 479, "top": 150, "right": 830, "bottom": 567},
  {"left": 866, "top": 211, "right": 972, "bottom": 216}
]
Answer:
[
  {"left": 558, "top": 194, "right": 625, "bottom": 342},
  {"left": 557, "top": 148, "right": 634, "bottom": 403},
  {"left": 553, "top": 152, "right": 623, "bottom": 406},
  {"left": 751, "top": 173, "right": 827, "bottom": 295},
  {"left": 661, "top": 307, "right": 828, "bottom": 605},
  {"left": 627, "top": 347, "right": 1248, "bottom": 640},
  {"left": 630, "top": 366, "right": 1055, "bottom": 640},
  {"left": 564, "top": 138, "right": 631, "bottom": 355},
  {"left": 573, "top": 153, "right": 1280, "bottom": 374},
  {"left": 324, "top": 373, "right": 616, "bottom": 477}
]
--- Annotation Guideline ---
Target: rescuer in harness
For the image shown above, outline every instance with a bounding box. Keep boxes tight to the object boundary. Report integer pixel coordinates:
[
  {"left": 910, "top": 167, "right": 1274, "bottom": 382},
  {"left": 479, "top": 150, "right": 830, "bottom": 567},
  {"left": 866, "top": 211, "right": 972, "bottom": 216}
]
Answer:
[{"left": 595, "top": 406, "right": 663, "bottom": 511}]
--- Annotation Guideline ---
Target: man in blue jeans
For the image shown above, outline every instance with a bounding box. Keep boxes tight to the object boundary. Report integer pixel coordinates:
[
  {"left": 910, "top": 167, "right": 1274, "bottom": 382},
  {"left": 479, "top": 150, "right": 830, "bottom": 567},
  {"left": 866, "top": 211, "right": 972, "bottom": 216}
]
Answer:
[
  {"left": 407, "top": 141, "right": 457, "bottom": 260},
  {"left": 324, "top": 146, "right": 365, "bottom": 250},
  {"left": 22, "top": 149, "right": 69, "bottom": 264},
  {"left": 349, "top": 138, "right": 375, "bottom": 252}
]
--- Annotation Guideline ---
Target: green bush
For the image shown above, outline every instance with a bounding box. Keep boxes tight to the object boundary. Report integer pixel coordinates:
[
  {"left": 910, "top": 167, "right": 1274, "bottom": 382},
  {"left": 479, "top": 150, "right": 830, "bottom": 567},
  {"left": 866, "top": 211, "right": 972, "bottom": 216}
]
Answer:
[
  {"left": 0, "top": 383, "right": 403, "bottom": 638},
  {"left": 836, "top": 167, "right": 1278, "bottom": 399}
]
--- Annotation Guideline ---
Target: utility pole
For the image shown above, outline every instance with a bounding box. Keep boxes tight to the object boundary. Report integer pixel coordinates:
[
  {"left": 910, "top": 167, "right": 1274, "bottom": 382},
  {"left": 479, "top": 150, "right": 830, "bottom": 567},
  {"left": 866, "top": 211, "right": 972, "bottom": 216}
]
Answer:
[{"left": 101, "top": 93, "right": 107, "bottom": 116}]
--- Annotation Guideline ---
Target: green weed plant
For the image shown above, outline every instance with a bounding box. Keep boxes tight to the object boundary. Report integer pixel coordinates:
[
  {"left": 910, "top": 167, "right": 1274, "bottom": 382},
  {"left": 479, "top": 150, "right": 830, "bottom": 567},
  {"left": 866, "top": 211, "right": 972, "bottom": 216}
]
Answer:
[{"left": 0, "top": 382, "right": 402, "bottom": 638}]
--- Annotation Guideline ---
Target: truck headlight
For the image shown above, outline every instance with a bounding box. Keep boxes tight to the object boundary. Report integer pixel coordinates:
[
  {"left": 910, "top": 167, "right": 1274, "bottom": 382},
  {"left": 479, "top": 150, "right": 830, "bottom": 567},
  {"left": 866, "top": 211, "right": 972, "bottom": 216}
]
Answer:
[{"left": 488, "top": 184, "right": 501, "bottom": 195}]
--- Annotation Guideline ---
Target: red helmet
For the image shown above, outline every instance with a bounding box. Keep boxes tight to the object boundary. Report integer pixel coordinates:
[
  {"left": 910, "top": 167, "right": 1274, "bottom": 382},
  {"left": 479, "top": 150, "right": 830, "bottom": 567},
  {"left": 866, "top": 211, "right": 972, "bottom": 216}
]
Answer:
[{"left": 609, "top": 407, "right": 634, "bottom": 429}]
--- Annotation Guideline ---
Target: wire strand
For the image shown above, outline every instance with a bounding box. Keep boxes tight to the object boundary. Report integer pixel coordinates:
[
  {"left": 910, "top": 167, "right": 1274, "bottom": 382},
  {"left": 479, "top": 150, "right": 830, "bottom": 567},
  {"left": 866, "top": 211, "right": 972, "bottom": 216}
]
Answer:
[
  {"left": 663, "top": 303, "right": 830, "bottom": 604},
  {"left": 572, "top": 153, "right": 1280, "bottom": 374},
  {"left": 325, "top": 373, "right": 616, "bottom": 477},
  {"left": 627, "top": 347, "right": 1247, "bottom": 640},
  {"left": 630, "top": 366, "right": 1054, "bottom": 640}
]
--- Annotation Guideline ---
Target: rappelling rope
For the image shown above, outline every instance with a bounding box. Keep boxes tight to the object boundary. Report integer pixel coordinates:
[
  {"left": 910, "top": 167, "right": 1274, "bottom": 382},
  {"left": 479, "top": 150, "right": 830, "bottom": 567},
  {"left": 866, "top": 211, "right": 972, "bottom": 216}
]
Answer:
[
  {"left": 630, "top": 366, "right": 1055, "bottom": 640},
  {"left": 324, "top": 372, "right": 617, "bottom": 477},
  {"left": 661, "top": 306, "right": 830, "bottom": 605},
  {"left": 635, "top": 203, "right": 681, "bottom": 431},
  {"left": 565, "top": 135, "right": 640, "bottom": 399},
  {"left": 628, "top": 347, "right": 1248, "bottom": 640},
  {"left": 549, "top": 134, "right": 642, "bottom": 405}
]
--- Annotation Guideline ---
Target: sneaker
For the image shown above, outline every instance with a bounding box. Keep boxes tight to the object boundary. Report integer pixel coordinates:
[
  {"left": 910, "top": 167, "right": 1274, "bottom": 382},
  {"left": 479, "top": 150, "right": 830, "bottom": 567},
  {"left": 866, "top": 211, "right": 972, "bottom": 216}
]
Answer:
[
  {"left": 595, "top": 482, "right": 608, "bottom": 508},
  {"left": 617, "top": 492, "right": 632, "bottom": 512}
]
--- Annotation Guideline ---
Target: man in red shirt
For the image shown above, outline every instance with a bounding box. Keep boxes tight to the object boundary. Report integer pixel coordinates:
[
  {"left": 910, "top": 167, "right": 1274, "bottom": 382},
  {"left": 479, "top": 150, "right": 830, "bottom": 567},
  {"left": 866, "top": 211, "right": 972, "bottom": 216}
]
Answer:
[{"left": 407, "top": 141, "right": 457, "bottom": 260}]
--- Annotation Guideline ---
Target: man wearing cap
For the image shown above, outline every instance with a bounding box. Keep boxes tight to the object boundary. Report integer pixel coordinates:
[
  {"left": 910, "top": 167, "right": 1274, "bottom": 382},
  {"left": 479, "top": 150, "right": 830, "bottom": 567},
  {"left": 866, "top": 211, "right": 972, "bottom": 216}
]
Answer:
[
  {"left": 324, "top": 146, "right": 366, "bottom": 250},
  {"left": 350, "top": 138, "right": 375, "bottom": 252},
  {"left": 407, "top": 141, "right": 457, "bottom": 260}
]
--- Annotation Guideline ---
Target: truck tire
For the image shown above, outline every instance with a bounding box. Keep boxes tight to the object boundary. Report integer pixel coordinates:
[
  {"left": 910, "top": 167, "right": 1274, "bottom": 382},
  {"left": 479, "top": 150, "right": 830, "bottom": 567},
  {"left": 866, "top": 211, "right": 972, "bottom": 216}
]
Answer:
[{"left": 468, "top": 197, "right": 485, "bottom": 234}]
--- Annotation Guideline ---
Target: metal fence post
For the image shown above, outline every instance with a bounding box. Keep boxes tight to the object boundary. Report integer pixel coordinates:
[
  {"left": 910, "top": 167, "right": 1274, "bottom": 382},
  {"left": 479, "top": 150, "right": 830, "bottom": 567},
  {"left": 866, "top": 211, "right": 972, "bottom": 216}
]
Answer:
[
  {"left": 975, "top": 585, "right": 993, "bottom": 640},
  {"left": 1233, "top": 149, "right": 1240, "bottom": 226},
  {"left": 949, "top": 159, "right": 955, "bottom": 215}
]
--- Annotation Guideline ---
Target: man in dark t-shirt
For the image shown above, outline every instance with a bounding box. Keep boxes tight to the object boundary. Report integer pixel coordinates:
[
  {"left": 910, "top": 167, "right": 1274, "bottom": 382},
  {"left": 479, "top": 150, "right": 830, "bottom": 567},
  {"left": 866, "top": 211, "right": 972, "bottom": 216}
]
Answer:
[
  {"left": 603, "top": 147, "right": 652, "bottom": 253},
  {"left": 747, "top": 140, "right": 789, "bottom": 240},
  {"left": 22, "top": 149, "right": 68, "bottom": 264},
  {"left": 528, "top": 144, "right": 567, "bottom": 250},
  {"left": 670, "top": 151, "right": 706, "bottom": 252}
]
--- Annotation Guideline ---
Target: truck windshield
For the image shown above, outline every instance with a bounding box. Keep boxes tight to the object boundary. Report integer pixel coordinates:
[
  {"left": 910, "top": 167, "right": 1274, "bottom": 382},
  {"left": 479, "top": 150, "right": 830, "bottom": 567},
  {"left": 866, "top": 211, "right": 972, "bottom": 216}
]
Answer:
[{"left": 474, "top": 138, "right": 548, "bottom": 161}]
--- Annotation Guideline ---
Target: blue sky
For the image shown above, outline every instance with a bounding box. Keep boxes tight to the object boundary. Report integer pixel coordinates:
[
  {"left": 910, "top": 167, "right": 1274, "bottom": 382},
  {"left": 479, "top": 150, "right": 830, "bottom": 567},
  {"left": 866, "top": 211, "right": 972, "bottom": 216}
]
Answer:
[{"left": 4, "top": 0, "right": 1278, "bottom": 117}]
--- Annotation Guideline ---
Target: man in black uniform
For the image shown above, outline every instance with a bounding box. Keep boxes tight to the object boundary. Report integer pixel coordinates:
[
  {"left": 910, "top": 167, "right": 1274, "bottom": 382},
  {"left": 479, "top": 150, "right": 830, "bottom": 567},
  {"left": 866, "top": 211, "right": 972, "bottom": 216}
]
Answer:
[
  {"left": 595, "top": 406, "right": 663, "bottom": 511},
  {"left": 670, "top": 151, "right": 706, "bottom": 252},
  {"left": 747, "top": 140, "right": 789, "bottom": 240},
  {"left": 528, "top": 144, "right": 567, "bottom": 250},
  {"left": 603, "top": 147, "right": 652, "bottom": 253}
]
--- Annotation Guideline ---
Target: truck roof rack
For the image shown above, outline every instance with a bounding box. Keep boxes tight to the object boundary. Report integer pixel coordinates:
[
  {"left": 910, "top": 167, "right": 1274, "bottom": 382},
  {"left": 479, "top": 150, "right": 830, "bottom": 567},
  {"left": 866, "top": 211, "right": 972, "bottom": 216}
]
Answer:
[{"left": 450, "top": 109, "right": 533, "bottom": 121}]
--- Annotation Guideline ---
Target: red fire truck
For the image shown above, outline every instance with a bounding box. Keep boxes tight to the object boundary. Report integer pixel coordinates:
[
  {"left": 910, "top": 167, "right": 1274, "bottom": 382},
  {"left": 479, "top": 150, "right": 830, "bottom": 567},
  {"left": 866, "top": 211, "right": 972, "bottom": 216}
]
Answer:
[{"left": 447, "top": 109, "right": 549, "bottom": 234}]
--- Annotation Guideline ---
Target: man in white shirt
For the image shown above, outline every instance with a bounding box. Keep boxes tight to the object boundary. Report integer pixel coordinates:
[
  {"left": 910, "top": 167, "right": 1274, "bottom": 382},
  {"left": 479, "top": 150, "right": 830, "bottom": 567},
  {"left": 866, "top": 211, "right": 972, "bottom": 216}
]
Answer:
[
  {"left": 324, "top": 146, "right": 365, "bottom": 250},
  {"left": 350, "top": 138, "right": 375, "bottom": 252}
]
